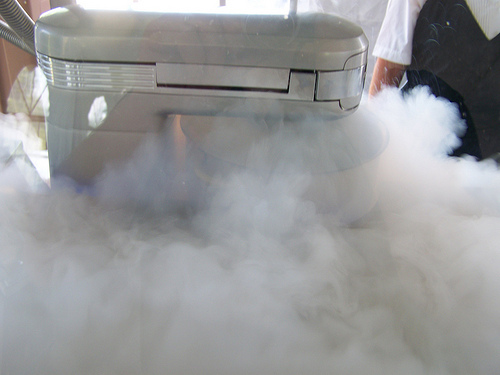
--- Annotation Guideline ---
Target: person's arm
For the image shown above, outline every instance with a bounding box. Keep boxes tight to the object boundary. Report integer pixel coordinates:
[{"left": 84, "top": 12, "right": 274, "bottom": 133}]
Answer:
[{"left": 368, "top": 58, "right": 407, "bottom": 97}]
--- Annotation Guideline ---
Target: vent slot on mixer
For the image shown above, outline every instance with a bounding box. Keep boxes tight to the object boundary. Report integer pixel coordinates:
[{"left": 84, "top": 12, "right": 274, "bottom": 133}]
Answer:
[{"left": 156, "top": 63, "right": 291, "bottom": 93}]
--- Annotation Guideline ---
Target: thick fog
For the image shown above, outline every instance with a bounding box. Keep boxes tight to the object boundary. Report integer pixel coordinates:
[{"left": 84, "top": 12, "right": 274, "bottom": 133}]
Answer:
[{"left": 2, "top": 87, "right": 500, "bottom": 374}]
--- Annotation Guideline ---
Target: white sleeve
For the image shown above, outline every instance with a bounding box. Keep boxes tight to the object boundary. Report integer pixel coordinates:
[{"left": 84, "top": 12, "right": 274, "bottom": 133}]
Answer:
[{"left": 372, "top": 0, "right": 427, "bottom": 65}]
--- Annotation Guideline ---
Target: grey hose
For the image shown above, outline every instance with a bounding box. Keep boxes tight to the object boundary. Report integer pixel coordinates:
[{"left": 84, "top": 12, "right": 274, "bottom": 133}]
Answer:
[
  {"left": 0, "top": 0, "right": 35, "bottom": 53},
  {"left": 0, "top": 19, "right": 35, "bottom": 55}
]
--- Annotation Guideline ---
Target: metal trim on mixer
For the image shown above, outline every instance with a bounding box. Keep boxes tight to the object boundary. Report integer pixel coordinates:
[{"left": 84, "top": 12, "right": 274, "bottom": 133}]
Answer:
[
  {"left": 39, "top": 55, "right": 366, "bottom": 104},
  {"left": 37, "top": 55, "right": 157, "bottom": 91}
]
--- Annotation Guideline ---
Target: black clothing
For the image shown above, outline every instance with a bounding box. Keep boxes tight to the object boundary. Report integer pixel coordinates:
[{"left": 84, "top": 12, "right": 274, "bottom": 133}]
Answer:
[{"left": 405, "top": 0, "right": 500, "bottom": 159}]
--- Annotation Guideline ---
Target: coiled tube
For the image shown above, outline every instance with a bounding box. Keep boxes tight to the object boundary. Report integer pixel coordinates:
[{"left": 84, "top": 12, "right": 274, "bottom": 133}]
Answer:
[
  {"left": 0, "top": 0, "right": 35, "bottom": 53},
  {"left": 0, "top": 19, "right": 35, "bottom": 55}
]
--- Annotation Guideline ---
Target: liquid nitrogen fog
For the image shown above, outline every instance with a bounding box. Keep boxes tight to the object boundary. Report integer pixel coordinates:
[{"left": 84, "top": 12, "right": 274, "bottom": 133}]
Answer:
[{"left": 1, "top": 87, "right": 500, "bottom": 374}]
